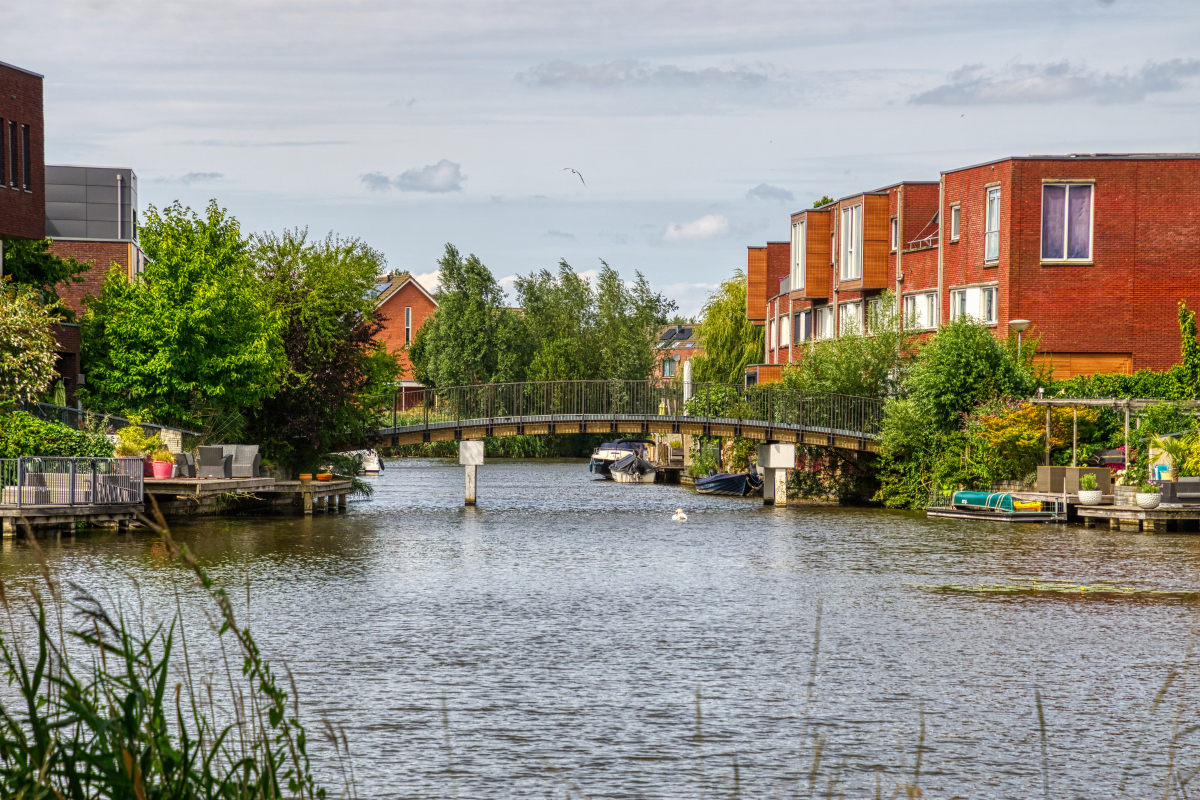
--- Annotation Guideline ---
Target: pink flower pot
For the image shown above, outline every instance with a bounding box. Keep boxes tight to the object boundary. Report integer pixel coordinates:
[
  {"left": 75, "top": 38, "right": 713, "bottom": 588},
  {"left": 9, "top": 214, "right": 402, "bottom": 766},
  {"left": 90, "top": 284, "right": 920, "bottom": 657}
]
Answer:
[{"left": 152, "top": 460, "right": 174, "bottom": 479}]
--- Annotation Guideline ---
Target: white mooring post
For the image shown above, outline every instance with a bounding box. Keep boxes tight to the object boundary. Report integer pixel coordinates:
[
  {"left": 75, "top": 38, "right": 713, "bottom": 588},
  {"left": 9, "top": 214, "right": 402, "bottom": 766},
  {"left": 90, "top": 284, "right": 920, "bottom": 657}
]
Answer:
[
  {"left": 460, "top": 440, "right": 484, "bottom": 506},
  {"left": 757, "top": 442, "right": 796, "bottom": 507}
]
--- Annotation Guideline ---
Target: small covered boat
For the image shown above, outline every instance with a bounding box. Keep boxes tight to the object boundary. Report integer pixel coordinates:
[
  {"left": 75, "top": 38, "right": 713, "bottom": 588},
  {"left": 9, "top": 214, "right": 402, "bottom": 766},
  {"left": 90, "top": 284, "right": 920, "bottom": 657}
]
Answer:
[
  {"left": 925, "top": 491, "right": 1064, "bottom": 522},
  {"left": 695, "top": 466, "right": 763, "bottom": 497},
  {"left": 590, "top": 439, "right": 654, "bottom": 479},
  {"left": 610, "top": 453, "right": 658, "bottom": 484}
]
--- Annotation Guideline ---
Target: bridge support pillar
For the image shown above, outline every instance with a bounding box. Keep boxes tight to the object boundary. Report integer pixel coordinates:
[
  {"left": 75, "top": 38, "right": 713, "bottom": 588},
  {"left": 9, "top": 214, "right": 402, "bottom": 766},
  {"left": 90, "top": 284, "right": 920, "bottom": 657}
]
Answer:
[
  {"left": 757, "top": 443, "right": 796, "bottom": 507},
  {"left": 460, "top": 440, "right": 485, "bottom": 506}
]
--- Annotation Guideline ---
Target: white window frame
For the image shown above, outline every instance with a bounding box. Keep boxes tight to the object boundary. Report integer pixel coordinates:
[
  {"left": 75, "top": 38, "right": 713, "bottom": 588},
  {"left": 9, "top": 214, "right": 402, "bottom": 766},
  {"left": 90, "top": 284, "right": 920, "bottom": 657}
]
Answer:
[
  {"left": 840, "top": 204, "right": 863, "bottom": 281},
  {"left": 1040, "top": 182, "right": 1094, "bottom": 262},
  {"left": 902, "top": 291, "right": 938, "bottom": 330},
  {"left": 791, "top": 220, "right": 806, "bottom": 291},
  {"left": 949, "top": 285, "right": 999, "bottom": 324},
  {"left": 889, "top": 217, "right": 898, "bottom": 252},
  {"left": 779, "top": 309, "right": 790, "bottom": 348},
  {"left": 768, "top": 318, "right": 776, "bottom": 352},
  {"left": 797, "top": 310, "right": 811, "bottom": 342},
  {"left": 838, "top": 301, "right": 862, "bottom": 336},
  {"left": 662, "top": 356, "right": 677, "bottom": 378},
  {"left": 404, "top": 306, "right": 412, "bottom": 343},
  {"left": 984, "top": 187, "right": 1001, "bottom": 263},
  {"left": 950, "top": 203, "right": 961, "bottom": 242},
  {"left": 814, "top": 306, "right": 834, "bottom": 340},
  {"left": 982, "top": 286, "right": 997, "bottom": 324}
]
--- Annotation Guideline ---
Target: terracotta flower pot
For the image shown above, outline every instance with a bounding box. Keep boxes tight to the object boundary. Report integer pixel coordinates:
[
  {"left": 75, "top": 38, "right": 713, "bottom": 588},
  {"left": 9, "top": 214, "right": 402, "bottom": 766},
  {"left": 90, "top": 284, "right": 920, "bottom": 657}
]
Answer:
[
  {"left": 299, "top": 474, "right": 313, "bottom": 485},
  {"left": 316, "top": 473, "right": 333, "bottom": 482},
  {"left": 152, "top": 460, "right": 174, "bottom": 479}
]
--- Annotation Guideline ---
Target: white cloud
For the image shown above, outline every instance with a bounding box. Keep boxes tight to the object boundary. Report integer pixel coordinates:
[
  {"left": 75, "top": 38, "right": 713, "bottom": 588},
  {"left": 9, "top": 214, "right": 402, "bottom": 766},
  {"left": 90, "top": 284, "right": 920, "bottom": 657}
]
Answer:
[
  {"left": 519, "top": 59, "right": 774, "bottom": 90},
  {"left": 746, "top": 183, "right": 794, "bottom": 202},
  {"left": 911, "top": 59, "right": 1200, "bottom": 105},
  {"left": 180, "top": 171, "right": 222, "bottom": 184},
  {"left": 362, "top": 161, "right": 467, "bottom": 193},
  {"left": 414, "top": 270, "right": 440, "bottom": 293},
  {"left": 397, "top": 160, "right": 466, "bottom": 193},
  {"left": 663, "top": 214, "right": 732, "bottom": 243}
]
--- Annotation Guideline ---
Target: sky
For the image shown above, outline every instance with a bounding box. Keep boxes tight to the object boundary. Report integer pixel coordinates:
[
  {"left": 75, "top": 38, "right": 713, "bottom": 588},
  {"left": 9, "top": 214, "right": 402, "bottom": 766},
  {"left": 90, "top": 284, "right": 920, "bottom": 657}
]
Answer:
[{"left": 5, "top": 0, "right": 1200, "bottom": 315}]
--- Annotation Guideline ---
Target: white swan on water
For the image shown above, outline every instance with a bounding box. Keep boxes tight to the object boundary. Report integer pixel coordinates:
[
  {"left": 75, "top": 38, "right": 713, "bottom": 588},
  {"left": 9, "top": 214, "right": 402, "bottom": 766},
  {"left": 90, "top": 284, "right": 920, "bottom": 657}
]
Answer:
[{"left": 672, "top": 509, "right": 688, "bottom": 522}]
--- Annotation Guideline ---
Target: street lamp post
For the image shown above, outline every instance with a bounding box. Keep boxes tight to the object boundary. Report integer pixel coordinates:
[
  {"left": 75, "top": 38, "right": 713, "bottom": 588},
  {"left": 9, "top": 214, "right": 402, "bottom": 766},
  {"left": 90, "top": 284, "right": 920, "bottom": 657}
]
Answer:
[{"left": 1009, "top": 318, "right": 1031, "bottom": 357}]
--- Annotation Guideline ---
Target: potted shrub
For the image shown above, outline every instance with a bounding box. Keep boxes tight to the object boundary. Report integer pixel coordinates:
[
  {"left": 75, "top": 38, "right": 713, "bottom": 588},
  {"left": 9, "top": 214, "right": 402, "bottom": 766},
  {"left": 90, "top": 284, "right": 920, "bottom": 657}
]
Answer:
[
  {"left": 1136, "top": 482, "right": 1162, "bottom": 510},
  {"left": 151, "top": 448, "right": 176, "bottom": 479},
  {"left": 112, "top": 418, "right": 163, "bottom": 477},
  {"left": 1077, "top": 472, "right": 1103, "bottom": 506}
]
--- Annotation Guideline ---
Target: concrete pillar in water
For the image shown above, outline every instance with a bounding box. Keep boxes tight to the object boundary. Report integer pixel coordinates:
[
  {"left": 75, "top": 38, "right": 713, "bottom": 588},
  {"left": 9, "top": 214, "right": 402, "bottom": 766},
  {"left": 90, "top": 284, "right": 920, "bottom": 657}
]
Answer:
[
  {"left": 337, "top": 493, "right": 347, "bottom": 510},
  {"left": 460, "top": 440, "right": 485, "bottom": 506},
  {"left": 757, "top": 442, "right": 796, "bottom": 507}
]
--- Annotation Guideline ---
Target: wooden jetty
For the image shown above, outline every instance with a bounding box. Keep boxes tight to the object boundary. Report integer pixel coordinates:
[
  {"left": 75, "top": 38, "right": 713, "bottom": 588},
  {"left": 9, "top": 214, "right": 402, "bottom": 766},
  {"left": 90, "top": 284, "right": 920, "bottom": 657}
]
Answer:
[
  {"left": 145, "top": 476, "right": 353, "bottom": 517},
  {"left": 0, "top": 504, "right": 142, "bottom": 535},
  {"left": 1076, "top": 504, "right": 1200, "bottom": 533}
]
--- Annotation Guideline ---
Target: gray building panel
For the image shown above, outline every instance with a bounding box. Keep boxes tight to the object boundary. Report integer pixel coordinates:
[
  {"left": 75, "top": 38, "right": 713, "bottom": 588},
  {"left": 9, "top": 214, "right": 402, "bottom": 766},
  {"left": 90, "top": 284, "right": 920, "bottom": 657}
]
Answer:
[
  {"left": 45, "top": 202, "right": 87, "bottom": 221},
  {"left": 45, "top": 165, "right": 86, "bottom": 185},
  {"left": 86, "top": 203, "right": 119, "bottom": 222},
  {"left": 46, "top": 219, "right": 87, "bottom": 238},
  {"left": 45, "top": 183, "right": 86, "bottom": 203},
  {"left": 86, "top": 221, "right": 118, "bottom": 239},
  {"left": 45, "top": 165, "right": 138, "bottom": 242}
]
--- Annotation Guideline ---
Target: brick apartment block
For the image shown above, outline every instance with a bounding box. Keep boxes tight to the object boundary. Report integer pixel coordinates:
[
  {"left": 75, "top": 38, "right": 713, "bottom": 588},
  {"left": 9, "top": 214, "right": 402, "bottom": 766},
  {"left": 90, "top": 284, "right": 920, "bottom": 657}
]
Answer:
[
  {"left": 0, "top": 60, "right": 44, "bottom": 241},
  {"left": 746, "top": 154, "right": 1200, "bottom": 384}
]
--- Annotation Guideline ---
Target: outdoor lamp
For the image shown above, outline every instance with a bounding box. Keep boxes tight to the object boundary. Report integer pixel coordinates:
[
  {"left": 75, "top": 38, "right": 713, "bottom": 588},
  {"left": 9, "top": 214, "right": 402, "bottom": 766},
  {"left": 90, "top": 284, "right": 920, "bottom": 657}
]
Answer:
[{"left": 1008, "top": 318, "right": 1031, "bottom": 353}]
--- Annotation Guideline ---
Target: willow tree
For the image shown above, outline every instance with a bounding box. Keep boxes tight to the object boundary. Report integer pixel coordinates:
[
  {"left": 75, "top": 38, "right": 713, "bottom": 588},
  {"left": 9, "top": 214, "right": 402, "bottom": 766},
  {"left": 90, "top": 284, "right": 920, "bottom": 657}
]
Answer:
[{"left": 689, "top": 269, "right": 763, "bottom": 385}]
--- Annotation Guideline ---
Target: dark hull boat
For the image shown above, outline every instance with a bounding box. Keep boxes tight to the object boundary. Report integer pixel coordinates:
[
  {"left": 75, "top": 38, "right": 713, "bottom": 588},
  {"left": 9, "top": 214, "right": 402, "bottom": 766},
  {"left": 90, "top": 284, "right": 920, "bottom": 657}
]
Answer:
[{"left": 695, "top": 468, "right": 763, "bottom": 497}]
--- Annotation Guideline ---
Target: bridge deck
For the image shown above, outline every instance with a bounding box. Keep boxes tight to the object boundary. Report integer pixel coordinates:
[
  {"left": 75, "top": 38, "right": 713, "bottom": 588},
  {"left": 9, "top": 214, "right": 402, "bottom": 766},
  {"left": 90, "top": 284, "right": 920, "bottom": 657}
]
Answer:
[{"left": 377, "top": 413, "right": 878, "bottom": 452}]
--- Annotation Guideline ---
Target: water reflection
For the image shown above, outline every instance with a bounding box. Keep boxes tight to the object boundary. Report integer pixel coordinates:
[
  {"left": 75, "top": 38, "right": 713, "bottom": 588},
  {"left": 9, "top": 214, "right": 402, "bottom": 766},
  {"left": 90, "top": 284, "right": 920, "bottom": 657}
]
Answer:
[{"left": 2, "top": 458, "right": 1200, "bottom": 798}]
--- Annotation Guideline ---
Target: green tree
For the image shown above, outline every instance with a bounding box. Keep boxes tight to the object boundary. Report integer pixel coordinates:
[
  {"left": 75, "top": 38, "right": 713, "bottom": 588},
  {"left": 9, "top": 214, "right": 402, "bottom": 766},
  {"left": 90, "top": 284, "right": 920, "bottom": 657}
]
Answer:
[
  {"left": 514, "top": 260, "right": 597, "bottom": 381},
  {"left": 3, "top": 239, "right": 87, "bottom": 314},
  {"left": 80, "top": 201, "right": 286, "bottom": 426},
  {"left": 593, "top": 261, "right": 675, "bottom": 380},
  {"left": 813, "top": 195, "right": 835, "bottom": 208},
  {"left": 689, "top": 269, "right": 764, "bottom": 384},
  {"left": 244, "top": 229, "right": 399, "bottom": 471},
  {"left": 408, "top": 244, "right": 515, "bottom": 388},
  {"left": 0, "top": 284, "right": 62, "bottom": 400},
  {"left": 783, "top": 292, "right": 911, "bottom": 398}
]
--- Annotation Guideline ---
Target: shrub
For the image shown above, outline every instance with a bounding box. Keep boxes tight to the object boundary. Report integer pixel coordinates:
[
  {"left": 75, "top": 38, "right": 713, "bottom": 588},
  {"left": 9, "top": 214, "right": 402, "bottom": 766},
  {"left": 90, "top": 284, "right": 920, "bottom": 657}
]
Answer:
[
  {"left": 0, "top": 410, "right": 114, "bottom": 458},
  {"left": 112, "top": 415, "right": 163, "bottom": 457},
  {"left": 1080, "top": 473, "right": 1098, "bottom": 491},
  {"left": 1139, "top": 482, "right": 1160, "bottom": 494},
  {"left": 152, "top": 446, "right": 175, "bottom": 463}
]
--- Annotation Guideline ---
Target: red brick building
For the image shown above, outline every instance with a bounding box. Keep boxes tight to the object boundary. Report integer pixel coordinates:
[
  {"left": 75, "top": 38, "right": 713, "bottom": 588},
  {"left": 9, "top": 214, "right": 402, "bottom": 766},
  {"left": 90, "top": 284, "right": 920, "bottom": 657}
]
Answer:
[
  {"left": 654, "top": 324, "right": 703, "bottom": 380},
  {"left": 0, "top": 61, "right": 45, "bottom": 242},
  {"left": 746, "top": 154, "right": 1200, "bottom": 383},
  {"left": 373, "top": 272, "right": 438, "bottom": 403}
]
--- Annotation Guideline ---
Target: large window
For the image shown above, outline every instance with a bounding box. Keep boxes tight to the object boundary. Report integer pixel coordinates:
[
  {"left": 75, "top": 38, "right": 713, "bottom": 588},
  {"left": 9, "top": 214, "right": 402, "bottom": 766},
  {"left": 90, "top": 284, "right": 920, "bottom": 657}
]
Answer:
[
  {"left": 839, "top": 301, "right": 862, "bottom": 335},
  {"left": 1041, "top": 183, "right": 1093, "bottom": 261},
  {"left": 903, "top": 292, "right": 937, "bottom": 329},
  {"left": 796, "top": 310, "right": 812, "bottom": 342},
  {"left": 949, "top": 286, "right": 998, "bottom": 323},
  {"left": 662, "top": 357, "right": 677, "bottom": 378},
  {"left": 814, "top": 306, "right": 834, "bottom": 340},
  {"left": 791, "top": 220, "right": 806, "bottom": 291},
  {"left": 984, "top": 187, "right": 1001, "bottom": 262},
  {"left": 950, "top": 204, "right": 961, "bottom": 241},
  {"left": 7, "top": 121, "right": 16, "bottom": 189},
  {"left": 20, "top": 124, "right": 29, "bottom": 191},
  {"left": 840, "top": 204, "right": 863, "bottom": 280}
]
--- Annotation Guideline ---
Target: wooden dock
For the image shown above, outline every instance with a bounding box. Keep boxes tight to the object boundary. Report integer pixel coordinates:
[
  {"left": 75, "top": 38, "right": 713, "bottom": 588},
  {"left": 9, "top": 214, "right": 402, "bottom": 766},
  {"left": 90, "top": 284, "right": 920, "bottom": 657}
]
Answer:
[
  {"left": 1076, "top": 504, "right": 1200, "bottom": 533},
  {"left": 145, "top": 477, "right": 353, "bottom": 517},
  {"left": 0, "top": 504, "right": 143, "bottom": 535},
  {"left": 265, "top": 480, "right": 353, "bottom": 514}
]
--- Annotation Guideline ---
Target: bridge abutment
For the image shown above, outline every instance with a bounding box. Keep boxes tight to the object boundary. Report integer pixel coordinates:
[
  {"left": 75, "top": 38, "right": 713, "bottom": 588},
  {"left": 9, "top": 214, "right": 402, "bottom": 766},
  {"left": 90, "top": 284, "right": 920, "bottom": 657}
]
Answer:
[
  {"left": 757, "top": 443, "right": 796, "bottom": 507},
  {"left": 460, "top": 440, "right": 484, "bottom": 506}
]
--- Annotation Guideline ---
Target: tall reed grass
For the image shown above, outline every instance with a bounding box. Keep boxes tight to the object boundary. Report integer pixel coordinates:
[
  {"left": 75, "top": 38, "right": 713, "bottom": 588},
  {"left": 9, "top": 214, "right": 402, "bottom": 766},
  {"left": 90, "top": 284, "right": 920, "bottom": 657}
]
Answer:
[{"left": 0, "top": 508, "right": 349, "bottom": 798}]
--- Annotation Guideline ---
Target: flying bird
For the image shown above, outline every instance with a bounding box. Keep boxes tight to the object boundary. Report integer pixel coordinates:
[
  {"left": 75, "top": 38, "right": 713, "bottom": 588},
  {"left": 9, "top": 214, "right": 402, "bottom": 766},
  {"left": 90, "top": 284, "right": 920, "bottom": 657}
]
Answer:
[{"left": 562, "top": 167, "right": 585, "bottom": 186}]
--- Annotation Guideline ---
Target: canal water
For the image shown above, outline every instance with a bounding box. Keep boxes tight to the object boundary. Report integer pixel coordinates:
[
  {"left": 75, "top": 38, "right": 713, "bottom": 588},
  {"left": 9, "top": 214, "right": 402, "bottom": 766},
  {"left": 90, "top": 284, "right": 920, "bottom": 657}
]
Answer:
[{"left": 4, "top": 458, "right": 1200, "bottom": 798}]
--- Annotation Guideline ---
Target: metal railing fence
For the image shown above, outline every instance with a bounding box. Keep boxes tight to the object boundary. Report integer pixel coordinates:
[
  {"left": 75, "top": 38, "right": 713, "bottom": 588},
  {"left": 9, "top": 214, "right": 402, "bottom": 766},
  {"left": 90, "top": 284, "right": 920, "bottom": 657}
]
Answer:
[
  {"left": 15, "top": 401, "right": 200, "bottom": 439},
  {"left": 364, "top": 380, "right": 884, "bottom": 439},
  {"left": 0, "top": 457, "right": 144, "bottom": 508}
]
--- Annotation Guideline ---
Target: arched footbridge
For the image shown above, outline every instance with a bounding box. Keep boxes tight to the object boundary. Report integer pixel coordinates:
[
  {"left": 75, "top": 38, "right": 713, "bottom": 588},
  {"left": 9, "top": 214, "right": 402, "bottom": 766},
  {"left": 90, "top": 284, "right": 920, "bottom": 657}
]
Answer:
[{"left": 365, "top": 381, "right": 884, "bottom": 453}]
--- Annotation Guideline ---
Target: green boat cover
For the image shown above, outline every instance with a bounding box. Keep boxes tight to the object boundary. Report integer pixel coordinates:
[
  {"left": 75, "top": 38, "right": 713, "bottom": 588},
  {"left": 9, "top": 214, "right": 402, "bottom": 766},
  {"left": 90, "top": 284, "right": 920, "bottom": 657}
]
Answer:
[{"left": 952, "top": 491, "right": 1014, "bottom": 512}]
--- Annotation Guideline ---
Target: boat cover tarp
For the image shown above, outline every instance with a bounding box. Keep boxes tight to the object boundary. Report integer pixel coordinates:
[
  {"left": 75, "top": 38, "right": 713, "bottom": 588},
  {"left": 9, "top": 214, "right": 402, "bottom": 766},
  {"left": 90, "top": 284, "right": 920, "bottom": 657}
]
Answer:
[{"left": 952, "top": 491, "right": 1014, "bottom": 512}]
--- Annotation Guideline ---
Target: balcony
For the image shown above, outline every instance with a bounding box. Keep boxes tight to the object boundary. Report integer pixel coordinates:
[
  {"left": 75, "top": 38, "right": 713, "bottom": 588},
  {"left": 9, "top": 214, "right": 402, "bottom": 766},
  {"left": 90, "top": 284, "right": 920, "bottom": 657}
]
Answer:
[{"left": 778, "top": 276, "right": 790, "bottom": 296}]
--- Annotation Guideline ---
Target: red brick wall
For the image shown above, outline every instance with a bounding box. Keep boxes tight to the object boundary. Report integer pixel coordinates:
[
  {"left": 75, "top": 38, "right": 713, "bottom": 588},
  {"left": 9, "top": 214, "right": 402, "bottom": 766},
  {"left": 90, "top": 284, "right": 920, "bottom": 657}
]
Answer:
[
  {"left": 766, "top": 241, "right": 789, "bottom": 295},
  {"left": 944, "top": 157, "right": 1200, "bottom": 372},
  {"left": 376, "top": 280, "right": 437, "bottom": 380},
  {"left": 49, "top": 240, "right": 132, "bottom": 317},
  {"left": 0, "top": 63, "right": 44, "bottom": 240}
]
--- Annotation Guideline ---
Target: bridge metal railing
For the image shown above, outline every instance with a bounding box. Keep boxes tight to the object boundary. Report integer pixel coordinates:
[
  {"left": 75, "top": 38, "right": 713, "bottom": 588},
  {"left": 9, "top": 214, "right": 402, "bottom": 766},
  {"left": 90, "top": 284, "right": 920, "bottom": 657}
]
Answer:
[
  {"left": 364, "top": 380, "right": 884, "bottom": 440},
  {"left": 0, "top": 457, "right": 145, "bottom": 508}
]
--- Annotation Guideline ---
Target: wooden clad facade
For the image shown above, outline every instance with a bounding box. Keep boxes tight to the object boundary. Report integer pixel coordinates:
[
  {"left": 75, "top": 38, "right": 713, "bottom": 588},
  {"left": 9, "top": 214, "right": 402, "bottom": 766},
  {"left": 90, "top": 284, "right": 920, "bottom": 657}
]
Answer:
[
  {"left": 746, "top": 246, "right": 768, "bottom": 323},
  {"left": 1036, "top": 353, "right": 1134, "bottom": 381},
  {"left": 793, "top": 209, "right": 831, "bottom": 300}
]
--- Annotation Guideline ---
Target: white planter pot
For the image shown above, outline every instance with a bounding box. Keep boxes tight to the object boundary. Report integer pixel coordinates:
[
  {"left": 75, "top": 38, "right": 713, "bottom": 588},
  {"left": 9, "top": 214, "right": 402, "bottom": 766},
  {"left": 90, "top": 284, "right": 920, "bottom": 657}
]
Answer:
[
  {"left": 1136, "top": 492, "right": 1162, "bottom": 510},
  {"left": 1077, "top": 489, "right": 1104, "bottom": 506}
]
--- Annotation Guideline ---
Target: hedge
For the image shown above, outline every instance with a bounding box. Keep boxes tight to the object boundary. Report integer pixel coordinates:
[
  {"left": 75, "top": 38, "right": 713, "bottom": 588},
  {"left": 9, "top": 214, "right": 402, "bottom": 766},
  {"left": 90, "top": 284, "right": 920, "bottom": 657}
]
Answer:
[{"left": 0, "top": 410, "right": 115, "bottom": 458}]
